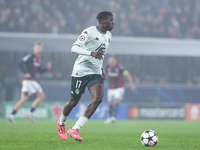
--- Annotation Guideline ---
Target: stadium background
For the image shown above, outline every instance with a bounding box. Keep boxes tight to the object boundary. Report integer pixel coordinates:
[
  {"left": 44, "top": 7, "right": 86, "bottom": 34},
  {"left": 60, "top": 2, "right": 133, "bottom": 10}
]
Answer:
[{"left": 0, "top": 0, "right": 200, "bottom": 121}]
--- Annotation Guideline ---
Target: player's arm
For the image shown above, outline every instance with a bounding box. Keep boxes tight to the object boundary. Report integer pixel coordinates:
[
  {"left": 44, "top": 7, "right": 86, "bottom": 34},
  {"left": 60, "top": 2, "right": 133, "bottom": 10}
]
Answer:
[
  {"left": 102, "top": 65, "right": 109, "bottom": 80},
  {"left": 101, "top": 68, "right": 105, "bottom": 80},
  {"left": 18, "top": 55, "right": 31, "bottom": 78},
  {"left": 71, "top": 29, "right": 104, "bottom": 60},
  {"left": 123, "top": 70, "right": 136, "bottom": 92},
  {"left": 38, "top": 62, "right": 52, "bottom": 73},
  {"left": 18, "top": 60, "right": 27, "bottom": 73},
  {"left": 71, "top": 45, "right": 104, "bottom": 60},
  {"left": 71, "top": 45, "right": 91, "bottom": 55}
]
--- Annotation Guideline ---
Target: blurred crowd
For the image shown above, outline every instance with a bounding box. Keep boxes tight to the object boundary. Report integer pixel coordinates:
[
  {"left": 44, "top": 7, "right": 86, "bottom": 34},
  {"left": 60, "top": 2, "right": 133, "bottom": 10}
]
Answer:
[{"left": 0, "top": 0, "right": 200, "bottom": 39}]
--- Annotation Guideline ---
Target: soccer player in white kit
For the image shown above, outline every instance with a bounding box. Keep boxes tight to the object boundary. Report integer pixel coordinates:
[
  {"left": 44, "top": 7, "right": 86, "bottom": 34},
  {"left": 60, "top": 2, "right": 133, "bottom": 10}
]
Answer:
[{"left": 57, "top": 11, "right": 114, "bottom": 141}]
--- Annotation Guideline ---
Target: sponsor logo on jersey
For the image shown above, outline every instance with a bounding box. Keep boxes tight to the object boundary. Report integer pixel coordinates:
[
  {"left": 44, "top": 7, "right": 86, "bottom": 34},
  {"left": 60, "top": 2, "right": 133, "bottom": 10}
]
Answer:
[{"left": 95, "top": 43, "right": 106, "bottom": 53}]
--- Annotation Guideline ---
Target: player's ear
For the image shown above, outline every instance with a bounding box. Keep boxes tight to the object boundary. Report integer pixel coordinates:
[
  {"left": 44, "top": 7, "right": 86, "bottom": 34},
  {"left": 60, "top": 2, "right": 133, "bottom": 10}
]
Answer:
[{"left": 100, "top": 19, "right": 106, "bottom": 25}]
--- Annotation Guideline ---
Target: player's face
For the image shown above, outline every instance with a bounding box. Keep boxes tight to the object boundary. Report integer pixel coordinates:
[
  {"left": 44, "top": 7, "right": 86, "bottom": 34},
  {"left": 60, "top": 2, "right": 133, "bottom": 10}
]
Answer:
[
  {"left": 104, "top": 15, "right": 114, "bottom": 31},
  {"left": 108, "top": 57, "right": 117, "bottom": 68},
  {"left": 33, "top": 44, "right": 43, "bottom": 55}
]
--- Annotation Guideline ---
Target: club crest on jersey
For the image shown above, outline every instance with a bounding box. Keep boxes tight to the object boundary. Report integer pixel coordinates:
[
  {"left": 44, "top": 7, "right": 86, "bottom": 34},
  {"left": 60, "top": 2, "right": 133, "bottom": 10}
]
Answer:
[
  {"left": 75, "top": 89, "right": 80, "bottom": 95},
  {"left": 79, "top": 35, "right": 85, "bottom": 41}
]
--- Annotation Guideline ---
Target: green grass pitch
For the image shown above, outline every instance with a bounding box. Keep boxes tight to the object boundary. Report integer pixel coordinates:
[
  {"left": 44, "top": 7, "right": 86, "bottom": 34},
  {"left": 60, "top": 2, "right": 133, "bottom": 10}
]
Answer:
[{"left": 0, "top": 119, "right": 199, "bottom": 150}]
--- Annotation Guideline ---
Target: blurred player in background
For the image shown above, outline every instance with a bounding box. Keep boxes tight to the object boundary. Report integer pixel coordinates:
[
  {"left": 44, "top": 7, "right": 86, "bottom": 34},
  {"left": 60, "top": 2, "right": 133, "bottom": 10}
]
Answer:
[
  {"left": 105, "top": 56, "right": 136, "bottom": 124},
  {"left": 57, "top": 11, "right": 114, "bottom": 142},
  {"left": 7, "top": 42, "right": 52, "bottom": 123}
]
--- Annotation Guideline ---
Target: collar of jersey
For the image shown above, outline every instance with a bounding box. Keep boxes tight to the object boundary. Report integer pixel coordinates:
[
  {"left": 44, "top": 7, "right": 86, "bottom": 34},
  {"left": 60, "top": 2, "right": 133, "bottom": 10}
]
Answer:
[{"left": 96, "top": 26, "right": 106, "bottom": 35}]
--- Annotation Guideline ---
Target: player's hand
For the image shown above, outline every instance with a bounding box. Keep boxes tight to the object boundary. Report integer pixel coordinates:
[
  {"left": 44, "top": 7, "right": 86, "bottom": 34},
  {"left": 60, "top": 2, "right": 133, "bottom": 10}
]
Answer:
[
  {"left": 24, "top": 73, "right": 31, "bottom": 78},
  {"left": 46, "top": 62, "right": 52, "bottom": 70},
  {"left": 130, "top": 84, "right": 136, "bottom": 92},
  {"left": 91, "top": 52, "right": 104, "bottom": 60},
  {"left": 102, "top": 69, "right": 105, "bottom": 80}
]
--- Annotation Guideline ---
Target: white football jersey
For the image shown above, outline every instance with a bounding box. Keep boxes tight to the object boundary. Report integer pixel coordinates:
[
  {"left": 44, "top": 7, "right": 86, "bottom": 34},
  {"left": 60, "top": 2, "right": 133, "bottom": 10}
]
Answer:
[{"left": 71, "top": 26, "right": 112, "bottom": 77}]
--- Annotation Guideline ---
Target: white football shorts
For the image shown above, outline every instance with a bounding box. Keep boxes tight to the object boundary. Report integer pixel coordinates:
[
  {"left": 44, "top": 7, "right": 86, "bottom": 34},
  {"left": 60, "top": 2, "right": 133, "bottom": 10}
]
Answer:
[
  {"left": 21, "top": 80, "right": 43, "bottom": 96},
  {"left": 107, "top": 88, "right": 125, "bottom": 102}
]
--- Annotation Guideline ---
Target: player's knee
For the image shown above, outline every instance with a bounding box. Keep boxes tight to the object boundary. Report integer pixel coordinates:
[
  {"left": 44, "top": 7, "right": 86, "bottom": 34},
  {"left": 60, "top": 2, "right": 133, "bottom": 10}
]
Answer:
[
  {"left": 93, "top": 97, "right": 103, "bottom": 106},
  {"left": 19, "top": 98, "right": 28, "bottom": 104},
  {"left": 20, "top": 93, "right": 29, "bottom": 102},
  {"left": 69, "top": 97, "right": 80, "bottom": 107},
  {"left": 41, "top": 93, "right": 45, "bottom": 100},
  {"left": 38, "top": 92, "right": 45, "bottom": 100},
  {"left": 70, "top": 101, "right": 78, "bottom": 107}
]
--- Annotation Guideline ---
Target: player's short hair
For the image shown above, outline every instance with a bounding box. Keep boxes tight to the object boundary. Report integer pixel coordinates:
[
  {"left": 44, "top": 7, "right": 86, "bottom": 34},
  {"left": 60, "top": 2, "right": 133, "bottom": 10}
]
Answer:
[
  {"left": 109, "top": 55, "right": 117, "bottom": 59},
  {"left": 34, "top": 42, "right": 43, "bottom": 46},
  {"left": 96, "top": 11, "right": 113, "bottom": 22}
]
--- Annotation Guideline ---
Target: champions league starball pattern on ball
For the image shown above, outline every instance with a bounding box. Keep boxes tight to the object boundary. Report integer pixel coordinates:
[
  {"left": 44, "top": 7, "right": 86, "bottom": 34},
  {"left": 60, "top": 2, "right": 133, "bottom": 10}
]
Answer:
[{"left": 141, "top": 130, "right": 158, "bottom": 146}]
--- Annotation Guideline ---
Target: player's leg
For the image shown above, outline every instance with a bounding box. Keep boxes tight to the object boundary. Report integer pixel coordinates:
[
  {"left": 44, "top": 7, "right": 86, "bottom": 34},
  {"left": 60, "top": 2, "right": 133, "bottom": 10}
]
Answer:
[
  {"left": 26, "top": 92, "right": 45, "bottom": 122},
  {"left": 14, "top": 93, "right": 29, "bottom": 110},
  {"left": 67, "top": 83, "right": 104, "bottom": 141},
  {"left": 8, "top": 80, "right": 31, "bottom": 123},
  {"left": 105, "top": 89, "right": 115, "bottom": 124},
  {"left": 57, "top": 96, "right": 81, "bottom": 140},
  {"left": 111, "top": 88, "right": 125, "bottom": 122},
  {"left": 109, "top": 100, "right": 114, "bottom": 118},
  {"left": 84, "top": 82, "right": 104, "bottom": 118},
  {"left": 59, "top": 76, "right": 86, "bottom": 125},
  {"left": 59, "top": 96, "right": 81, "bottom": 125},
  {"left": 32, "top": 92, "right": 45, "bottom": 108},
  {"left": 7, "top": 92, "right": 29, "bottom": 123},
  {"left": 68, "top": 75, "right": 104, "bottom": 141},
  {"left": 58, "top": 76, "right": 86, "bottom": 140},
  {"left": 105, "top": 100, "right": 116, "bottom": 124},
  {"left": 111, "top": 98, "right": 120, "bottom": 121},
  {"left": 105, "top": 98, "right": 120, "bottom": 124},
  {"left": 26, "top": 81, "right": 44, "bottom": 122}
]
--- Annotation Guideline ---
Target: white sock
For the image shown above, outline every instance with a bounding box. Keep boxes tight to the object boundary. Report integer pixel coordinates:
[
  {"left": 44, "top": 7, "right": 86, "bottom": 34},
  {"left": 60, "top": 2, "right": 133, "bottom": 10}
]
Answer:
[
  {"left": 59, "top": 113, "right": 68, "bottom": 125},
  {"left": 72, "top": 115, "right": 88, "bottom": 130}
]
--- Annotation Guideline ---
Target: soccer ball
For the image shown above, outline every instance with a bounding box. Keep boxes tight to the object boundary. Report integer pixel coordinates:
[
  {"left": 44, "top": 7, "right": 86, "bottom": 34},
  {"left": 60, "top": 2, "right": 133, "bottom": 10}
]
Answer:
[{"left": 141, "top": 130, "right": 158, "bottom": 146}]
